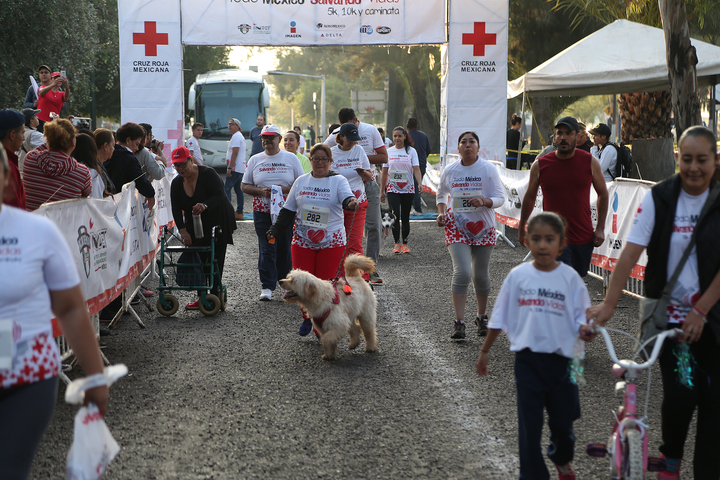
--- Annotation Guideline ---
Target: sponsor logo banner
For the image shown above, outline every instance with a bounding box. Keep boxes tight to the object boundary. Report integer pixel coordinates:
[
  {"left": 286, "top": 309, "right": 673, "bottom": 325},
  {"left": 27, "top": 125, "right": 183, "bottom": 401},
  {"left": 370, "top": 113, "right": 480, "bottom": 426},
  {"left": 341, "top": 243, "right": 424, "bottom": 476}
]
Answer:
[
  {"left": 180, "top": 0, "right": 446, "bottom": 45},
  {"left": 119, "top": 0, "right": 184, "bottom": 159},
  {"left": 440, "top": 1, "right": 508, "bottom": 163},
  {"left": 35, "top": 177, "right": 176, "bottom": 315}
]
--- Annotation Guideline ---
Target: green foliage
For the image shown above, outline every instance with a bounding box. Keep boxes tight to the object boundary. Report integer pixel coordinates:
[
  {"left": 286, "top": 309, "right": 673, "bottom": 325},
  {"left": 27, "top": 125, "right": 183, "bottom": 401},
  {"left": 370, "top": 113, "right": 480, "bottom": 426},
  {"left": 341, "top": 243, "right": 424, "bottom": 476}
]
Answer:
[
  {"left": 0, "top": 0, "right": 100, "bottom": 110},
  {"left": 269, "top": 45, "right": 442, "bottom": 150},
  {"left": 552, "top": 0, "right": 720, "bottom": 44},
  {"left": 508, "top": 0, "right": 602, "bottom": 147}
]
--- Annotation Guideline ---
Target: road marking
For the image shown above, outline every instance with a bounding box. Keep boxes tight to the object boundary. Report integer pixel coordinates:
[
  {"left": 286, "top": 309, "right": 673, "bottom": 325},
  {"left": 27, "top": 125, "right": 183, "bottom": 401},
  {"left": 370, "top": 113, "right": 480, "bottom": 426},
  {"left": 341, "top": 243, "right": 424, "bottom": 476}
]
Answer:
[{"left": 376, "top": 288, "right": 518, "bottom": 475}]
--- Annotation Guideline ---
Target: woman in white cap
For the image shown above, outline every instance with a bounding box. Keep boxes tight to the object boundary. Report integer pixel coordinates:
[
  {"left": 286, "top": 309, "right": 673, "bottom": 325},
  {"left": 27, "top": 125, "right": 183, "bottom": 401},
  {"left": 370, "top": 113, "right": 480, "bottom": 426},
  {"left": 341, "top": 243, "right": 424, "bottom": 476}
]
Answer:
[{"left": 241, "top": 125, "right": 304, "bottom": 302}]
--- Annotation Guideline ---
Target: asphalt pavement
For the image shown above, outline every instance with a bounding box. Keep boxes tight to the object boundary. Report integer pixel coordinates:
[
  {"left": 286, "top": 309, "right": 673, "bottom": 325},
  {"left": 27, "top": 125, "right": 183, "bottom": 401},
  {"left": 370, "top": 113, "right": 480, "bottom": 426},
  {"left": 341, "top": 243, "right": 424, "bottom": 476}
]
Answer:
[{"left": 32, "top": 193, "right": 696, "bottom": 479}]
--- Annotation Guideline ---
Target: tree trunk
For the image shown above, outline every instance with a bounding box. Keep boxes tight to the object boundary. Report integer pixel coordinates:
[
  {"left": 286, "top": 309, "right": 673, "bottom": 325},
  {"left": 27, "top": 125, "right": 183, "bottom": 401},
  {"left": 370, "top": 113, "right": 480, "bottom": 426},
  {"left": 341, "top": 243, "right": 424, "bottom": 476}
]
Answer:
[
  {"left": 618, "top": 91, "right": 672, "bottom": 143},
  {"left": 405, "top": 66, "right": 441, "bottom": 154},
  {"left": 631, "top": 138, "right": 675, "bottom": 182},
  {"left": 658, "top": 0, "right": 702, "bottom": 141},
  {"left": 530, "top": 97, "right": 553, "bottom": 150}
]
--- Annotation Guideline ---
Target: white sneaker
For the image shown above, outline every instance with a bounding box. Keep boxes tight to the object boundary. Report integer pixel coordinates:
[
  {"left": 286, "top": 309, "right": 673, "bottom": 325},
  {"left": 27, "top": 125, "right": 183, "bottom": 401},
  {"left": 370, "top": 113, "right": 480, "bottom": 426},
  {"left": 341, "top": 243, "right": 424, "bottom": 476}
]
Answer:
[
  {"left": 410, "top": 208, "right": 421, "bottom": 216},
  {"left": 259, "top": 289, "right": 272, "bottom": 301}
]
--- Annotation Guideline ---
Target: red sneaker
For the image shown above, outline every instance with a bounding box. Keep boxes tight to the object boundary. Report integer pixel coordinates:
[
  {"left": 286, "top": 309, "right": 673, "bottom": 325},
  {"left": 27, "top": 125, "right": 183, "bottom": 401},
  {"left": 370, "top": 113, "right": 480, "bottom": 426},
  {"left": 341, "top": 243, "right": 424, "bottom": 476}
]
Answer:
[
  {"left": 554, "top": 463, "right": 576, "bottom": 480},
  {"left": 185, "top": 300, "right": 199, "bottom": 310}
]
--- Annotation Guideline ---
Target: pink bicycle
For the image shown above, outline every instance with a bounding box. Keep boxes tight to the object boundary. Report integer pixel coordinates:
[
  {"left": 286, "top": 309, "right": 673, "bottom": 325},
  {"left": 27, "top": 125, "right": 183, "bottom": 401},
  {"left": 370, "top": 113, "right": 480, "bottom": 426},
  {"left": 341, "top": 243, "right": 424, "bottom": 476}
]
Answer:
[{"left": 586, "top": 326, "right": 683, "bottom": 480}]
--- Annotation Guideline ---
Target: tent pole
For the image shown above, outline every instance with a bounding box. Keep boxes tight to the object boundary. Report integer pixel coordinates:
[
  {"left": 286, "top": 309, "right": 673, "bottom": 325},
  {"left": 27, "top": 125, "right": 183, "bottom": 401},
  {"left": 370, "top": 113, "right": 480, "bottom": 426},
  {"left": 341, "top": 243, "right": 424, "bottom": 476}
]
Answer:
[
  {"left": 710, "top": 76, "right": 717, "bottom": 138},
  {"left": 613, "top": 94, "right": 619, "bottom": 143},
  {"left": 517, "top": 92, "right": 526, "bottom": 170}
]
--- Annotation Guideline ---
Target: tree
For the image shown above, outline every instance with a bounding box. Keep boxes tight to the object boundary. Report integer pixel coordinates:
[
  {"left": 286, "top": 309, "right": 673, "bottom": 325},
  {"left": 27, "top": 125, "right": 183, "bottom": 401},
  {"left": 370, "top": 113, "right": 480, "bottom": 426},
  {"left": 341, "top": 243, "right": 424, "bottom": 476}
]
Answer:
[
  {"left": 554, "top": 0, "right": 717, "bottom": 141},
  {"left": 337, "top": 46, "right": 442, "bottom": 151},
  {"left": 268, "top": 46, "right": 442, "bottom": 152},
  {"left": 0, "top": 0, "right": 100, "bottom": 110},
  {"left": 508, "top": 0, "right": 603, "bottom": 148},
  {"left": 659, "top": 0, "right": 702, "bottom": 140}
]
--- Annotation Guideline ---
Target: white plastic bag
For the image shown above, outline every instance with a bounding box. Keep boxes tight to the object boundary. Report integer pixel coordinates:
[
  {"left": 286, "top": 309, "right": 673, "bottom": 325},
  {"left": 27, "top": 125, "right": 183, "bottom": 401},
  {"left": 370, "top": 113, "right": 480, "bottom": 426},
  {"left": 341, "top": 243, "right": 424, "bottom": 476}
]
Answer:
[
  {"left": 270, "top": 184, "right": 285, "bottom": 224},
  {"left": 65, "top": 364, "right": 128, "bottom": 480},
  {"left": 66, "top": 403, "right": 120, "bottom": 480}
]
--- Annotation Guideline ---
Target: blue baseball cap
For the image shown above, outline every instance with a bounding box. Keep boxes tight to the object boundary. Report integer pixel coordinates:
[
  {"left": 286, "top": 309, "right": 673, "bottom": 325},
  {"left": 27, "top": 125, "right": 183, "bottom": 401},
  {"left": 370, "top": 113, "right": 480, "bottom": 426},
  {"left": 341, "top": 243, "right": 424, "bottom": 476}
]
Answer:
[{"left": 0, "top": 109, "right": 25, "bottom": 139}]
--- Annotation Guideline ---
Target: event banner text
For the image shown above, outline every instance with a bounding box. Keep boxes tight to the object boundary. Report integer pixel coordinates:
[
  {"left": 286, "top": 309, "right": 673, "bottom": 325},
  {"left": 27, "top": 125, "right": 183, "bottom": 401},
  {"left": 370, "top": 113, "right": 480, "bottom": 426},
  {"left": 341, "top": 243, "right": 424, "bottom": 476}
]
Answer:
[{"left": 180, "top": 0, "right": 447, "bottom": 46}]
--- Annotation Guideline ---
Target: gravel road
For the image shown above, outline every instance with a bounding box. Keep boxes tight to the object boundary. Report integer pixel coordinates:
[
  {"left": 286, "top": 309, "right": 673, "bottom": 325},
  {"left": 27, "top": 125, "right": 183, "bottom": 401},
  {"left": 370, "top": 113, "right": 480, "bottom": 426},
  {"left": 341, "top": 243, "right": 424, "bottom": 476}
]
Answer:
[{"left": 31, "top": 193, "right": 695, "bottom": 479}]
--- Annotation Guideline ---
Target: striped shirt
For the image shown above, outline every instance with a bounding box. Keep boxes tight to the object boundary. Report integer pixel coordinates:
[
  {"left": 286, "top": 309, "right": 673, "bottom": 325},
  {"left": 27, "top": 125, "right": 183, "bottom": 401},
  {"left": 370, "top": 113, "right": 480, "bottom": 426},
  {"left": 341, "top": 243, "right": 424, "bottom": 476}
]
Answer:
[{"left": 23, "top": 145, "right": 92, "bottom": 211}]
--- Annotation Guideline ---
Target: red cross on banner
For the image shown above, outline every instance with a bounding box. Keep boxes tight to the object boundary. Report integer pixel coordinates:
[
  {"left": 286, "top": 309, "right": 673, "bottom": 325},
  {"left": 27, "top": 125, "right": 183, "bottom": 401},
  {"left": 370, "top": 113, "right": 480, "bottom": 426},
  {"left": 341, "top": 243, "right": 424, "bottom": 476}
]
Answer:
[
  {"left": 133, "top": 21, "right": 169, "bottom": 57},
  {"left": 462, "top": 22, "right": 497, "bottom": 57}
]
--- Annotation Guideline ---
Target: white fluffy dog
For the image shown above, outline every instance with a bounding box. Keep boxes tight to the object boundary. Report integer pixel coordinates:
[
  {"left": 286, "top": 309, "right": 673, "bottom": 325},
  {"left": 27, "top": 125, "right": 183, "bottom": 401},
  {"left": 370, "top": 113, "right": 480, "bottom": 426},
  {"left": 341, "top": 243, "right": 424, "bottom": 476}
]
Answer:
[{"left": 279, "top": 254, "right": 378, "bottom": 360}]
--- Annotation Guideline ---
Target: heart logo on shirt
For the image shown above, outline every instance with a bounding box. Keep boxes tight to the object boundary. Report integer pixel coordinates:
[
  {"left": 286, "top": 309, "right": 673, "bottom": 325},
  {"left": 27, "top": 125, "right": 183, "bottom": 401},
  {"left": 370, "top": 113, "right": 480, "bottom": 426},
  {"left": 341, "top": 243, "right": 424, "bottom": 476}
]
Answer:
[
  {"left": 396, "top": 182, "right": 408, "bottom": 189},
  {"left": 307, "top": 229, "right": 326, "bottom": 244},
  {"left": 353, "top": 190, "right": 362, "bottom": 198},
  {"left": 466, "top": 221, "right": 486, "bottom": 236}
]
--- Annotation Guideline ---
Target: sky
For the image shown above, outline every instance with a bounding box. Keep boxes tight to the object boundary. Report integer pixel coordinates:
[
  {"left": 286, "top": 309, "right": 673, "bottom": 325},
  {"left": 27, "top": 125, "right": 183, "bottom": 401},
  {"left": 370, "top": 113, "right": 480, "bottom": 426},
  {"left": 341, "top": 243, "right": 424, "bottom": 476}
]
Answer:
[{"left": 228, "top": 46, "right": 279, "bottom": 74}]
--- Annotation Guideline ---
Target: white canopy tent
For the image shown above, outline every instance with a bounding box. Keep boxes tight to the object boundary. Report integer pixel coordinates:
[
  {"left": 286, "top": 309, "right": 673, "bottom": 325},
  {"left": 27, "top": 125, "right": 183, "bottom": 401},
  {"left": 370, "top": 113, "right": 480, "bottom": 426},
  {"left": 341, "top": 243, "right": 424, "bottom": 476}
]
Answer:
[
  {"left": 505, "top": 19, "right": 720, "bottom": 168},
  {"left": 508, "top": 19, "right": 720, "bottom": 98}
]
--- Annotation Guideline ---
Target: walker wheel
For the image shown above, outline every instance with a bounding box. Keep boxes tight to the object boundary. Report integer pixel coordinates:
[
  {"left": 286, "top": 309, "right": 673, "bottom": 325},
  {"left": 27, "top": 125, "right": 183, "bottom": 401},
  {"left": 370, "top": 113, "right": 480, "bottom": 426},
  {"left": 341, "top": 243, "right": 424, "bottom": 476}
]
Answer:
[
  {"left": 199, "top": 294, "right": 221, "bottom": 316},
  {"left": 156, "top": 295, "right": 179, "bottom": 316},
  {"left": 219, "top": 288, "right": 227, "bottom": 311}
]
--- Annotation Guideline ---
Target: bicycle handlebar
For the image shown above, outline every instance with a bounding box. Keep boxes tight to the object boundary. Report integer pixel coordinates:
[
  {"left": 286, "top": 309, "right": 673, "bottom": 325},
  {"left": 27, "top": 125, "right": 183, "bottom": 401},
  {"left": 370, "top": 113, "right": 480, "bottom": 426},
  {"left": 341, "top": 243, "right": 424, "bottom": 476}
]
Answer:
[{"left": 592, "top": 326, "right": 684, "bottom": 370}]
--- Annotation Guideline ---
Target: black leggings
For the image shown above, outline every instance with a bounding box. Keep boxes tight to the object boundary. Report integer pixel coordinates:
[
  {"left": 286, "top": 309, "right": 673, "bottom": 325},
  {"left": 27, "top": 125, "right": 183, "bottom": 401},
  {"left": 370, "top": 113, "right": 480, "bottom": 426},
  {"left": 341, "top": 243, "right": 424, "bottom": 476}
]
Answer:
[
  {"left": 0, "top": 377, "right": 59, "bottom": 479},
  {"left": 387, "top": 192, "right": 413, "bottom": 244}
]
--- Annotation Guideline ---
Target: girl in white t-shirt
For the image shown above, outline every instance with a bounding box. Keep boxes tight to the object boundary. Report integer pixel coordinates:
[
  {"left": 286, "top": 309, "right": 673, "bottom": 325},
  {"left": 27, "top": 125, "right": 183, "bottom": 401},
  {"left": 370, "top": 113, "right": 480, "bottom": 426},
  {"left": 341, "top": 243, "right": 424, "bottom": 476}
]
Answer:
[
  {"left": 478, "top": 212, "right": 593, "bottom": 480},
  {"left": 381, "top": 127, "right": 422, "bottom": 254},
  {"left": 267, "top": 143, "right": 359, "bottom": 336},
  {"left": 331, "top": 123, "right": 374, "bottom": 270}
]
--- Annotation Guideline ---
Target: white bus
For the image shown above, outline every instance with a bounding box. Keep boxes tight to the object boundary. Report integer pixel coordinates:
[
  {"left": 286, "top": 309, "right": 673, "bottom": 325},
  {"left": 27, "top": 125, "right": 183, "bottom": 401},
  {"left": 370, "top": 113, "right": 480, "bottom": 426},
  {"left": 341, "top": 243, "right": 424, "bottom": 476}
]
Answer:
[{"left": 187, "top": 69, "right": 270, "bottom": 168}]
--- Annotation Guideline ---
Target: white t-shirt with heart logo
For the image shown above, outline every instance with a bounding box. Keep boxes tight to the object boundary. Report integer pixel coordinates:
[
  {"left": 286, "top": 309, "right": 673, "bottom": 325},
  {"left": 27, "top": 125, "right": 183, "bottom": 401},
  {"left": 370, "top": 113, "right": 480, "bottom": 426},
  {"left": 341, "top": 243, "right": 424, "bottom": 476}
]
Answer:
[
  {"left": 283, "top": 173, "right": 355, "bottom": 250},
  {"left": 384, "top": 146, "right": 419, "bottom": 194},
  {"left": 436, "top": 157, "right": 505, "bottom": 246},
  {"left": 330, "top": 145, "right": 371, "bottom": 203}
]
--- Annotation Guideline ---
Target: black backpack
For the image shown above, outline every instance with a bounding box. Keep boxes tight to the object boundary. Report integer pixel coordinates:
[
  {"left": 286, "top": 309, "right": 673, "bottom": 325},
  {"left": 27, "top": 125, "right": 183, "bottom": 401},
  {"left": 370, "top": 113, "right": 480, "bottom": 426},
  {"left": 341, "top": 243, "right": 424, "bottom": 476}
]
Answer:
[{"left": 608, "top": 142, "right": 633, "bottom": 179}]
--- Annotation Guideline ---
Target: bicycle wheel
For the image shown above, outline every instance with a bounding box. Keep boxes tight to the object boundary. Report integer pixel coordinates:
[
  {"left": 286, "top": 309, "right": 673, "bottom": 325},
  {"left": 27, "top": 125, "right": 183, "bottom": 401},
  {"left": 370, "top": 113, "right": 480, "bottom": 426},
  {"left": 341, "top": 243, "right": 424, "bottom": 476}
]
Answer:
[{"left": 621, "top": 428, "right": 644, "bottom": 480}]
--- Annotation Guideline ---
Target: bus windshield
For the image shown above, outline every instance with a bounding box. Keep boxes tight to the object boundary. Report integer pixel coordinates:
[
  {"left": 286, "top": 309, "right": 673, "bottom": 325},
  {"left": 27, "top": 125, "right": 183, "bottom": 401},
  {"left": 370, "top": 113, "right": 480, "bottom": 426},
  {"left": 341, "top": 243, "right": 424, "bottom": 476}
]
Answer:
[{"left": 196, "top": 83, "right": 263, "bottom": 140}]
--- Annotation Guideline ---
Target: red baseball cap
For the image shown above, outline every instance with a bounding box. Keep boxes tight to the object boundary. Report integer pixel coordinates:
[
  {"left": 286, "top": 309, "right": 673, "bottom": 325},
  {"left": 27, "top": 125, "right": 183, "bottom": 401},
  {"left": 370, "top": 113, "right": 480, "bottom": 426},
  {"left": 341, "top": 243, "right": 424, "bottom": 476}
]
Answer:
[
  {"left": 171, "top": 146, "right": 192, "bottom": 164},
  {"left": 51, "top": 71, "right": 62, "bottom": 78}
]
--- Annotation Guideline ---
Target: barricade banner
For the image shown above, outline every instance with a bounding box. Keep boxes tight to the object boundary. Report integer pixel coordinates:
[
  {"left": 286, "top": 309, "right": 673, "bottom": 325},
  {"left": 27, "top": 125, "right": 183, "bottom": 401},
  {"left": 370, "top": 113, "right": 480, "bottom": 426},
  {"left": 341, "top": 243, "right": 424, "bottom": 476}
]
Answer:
[
  {"left": 35, "top": 177, "right": 175, "bottom": 316},
  {"left": 180, "top": 0, "right": 447, "bottom": 46},
  {"left": 118, "top": 0, "right": 184, "bottom": 159},
  {"left": 591, "top": 180, "right": 650, "bottom": 280},
  {"left": 423, "top": 161, "right": 650, "bottom": 279},
  {"left": 440, "top": 0, "right": 508, "bottom": 162}
]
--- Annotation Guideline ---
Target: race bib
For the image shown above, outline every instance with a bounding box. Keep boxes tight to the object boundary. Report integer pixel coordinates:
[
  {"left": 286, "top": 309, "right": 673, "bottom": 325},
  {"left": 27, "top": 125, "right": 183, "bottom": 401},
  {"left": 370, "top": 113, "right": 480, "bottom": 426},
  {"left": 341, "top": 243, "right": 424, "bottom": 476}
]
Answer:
[
  {"left": 0, "top": 319, "right": 14, "bottom": 370},
  {"left": 452, "top": 190, "right": 483, "bottom": 212},
  {"left": 390, "top": 169, "right": 408, "bottom": 184},
  {"left": 301, "top": 205, "right": 330, "bottom": 229}
]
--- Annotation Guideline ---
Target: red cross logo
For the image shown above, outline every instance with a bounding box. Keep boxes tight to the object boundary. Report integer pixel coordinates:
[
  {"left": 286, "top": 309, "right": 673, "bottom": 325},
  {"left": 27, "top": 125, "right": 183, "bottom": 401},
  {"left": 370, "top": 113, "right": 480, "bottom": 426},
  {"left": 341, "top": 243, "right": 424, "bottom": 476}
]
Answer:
[
  {"left": 462, "top": 22, "right": 496, "bottom": 57},
  {"left": 133, "top": 21, "right": 169, "bottom": 57}
]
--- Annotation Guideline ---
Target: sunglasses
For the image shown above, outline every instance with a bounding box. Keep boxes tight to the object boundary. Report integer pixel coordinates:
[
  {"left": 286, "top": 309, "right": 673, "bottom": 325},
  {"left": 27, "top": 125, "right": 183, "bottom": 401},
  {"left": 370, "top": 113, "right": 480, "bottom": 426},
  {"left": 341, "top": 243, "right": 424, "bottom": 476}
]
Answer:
[{"left": 310, "top": 156, "right": 331, "bottom": 163}]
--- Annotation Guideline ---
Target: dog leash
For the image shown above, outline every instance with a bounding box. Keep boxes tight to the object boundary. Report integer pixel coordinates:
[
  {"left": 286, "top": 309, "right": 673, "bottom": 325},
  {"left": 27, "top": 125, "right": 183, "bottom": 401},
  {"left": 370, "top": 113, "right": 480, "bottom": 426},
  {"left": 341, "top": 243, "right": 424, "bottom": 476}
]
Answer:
[{"left": 331, "top": 205, "right": 358, "bottom": 294}]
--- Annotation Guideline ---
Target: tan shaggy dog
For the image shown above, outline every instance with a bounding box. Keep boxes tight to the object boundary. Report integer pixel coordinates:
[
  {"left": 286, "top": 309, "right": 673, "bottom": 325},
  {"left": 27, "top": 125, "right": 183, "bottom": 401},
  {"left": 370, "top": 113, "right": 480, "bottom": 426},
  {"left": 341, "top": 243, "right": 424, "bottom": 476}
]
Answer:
[{"left": 279, "top": 254, "right": 378, "bottom": 360}]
